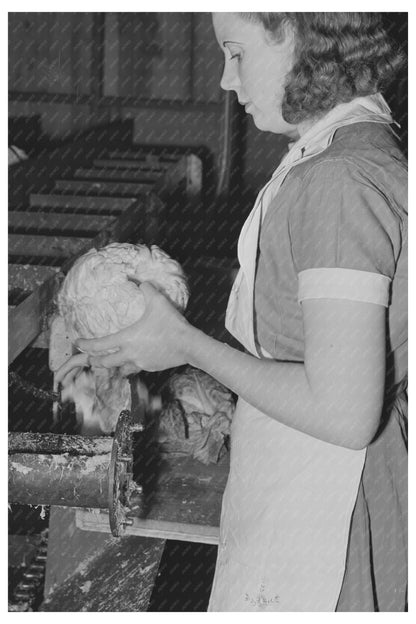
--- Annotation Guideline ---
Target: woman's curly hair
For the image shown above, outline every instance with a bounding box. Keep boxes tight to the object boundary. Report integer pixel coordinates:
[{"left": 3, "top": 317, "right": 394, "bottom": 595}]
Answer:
[{"left": 240, "top": 12, "right": 406, "bottom": 124}]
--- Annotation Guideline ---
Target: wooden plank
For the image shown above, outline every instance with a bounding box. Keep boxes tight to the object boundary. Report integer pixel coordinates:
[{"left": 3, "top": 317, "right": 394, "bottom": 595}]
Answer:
[
  {"left": 49, "top": 316, "right": 73, "bottom": 416},
  {"left": 9, "top": 233, "right": 94, "bottom": 259},
  {"left": 31, "top": 330, "right": 51, "bottom": 350},
  {"left": 9, "top": 211, "right": 117, "bottom": 234},
  {"left": 53, "top": 179, "right": 153, "bottom": 196},
  {"left": 77, "top": 510, "right": 220, "bottom": 545},
  {"left": 29, "top": 193, "right": 138, "bottom": 213},
  {"left": 8, "top": 271, "right": 60, "bottom": 363},
  {"left": 152, "top": 154, "right": 202, "bottom": 197},
  {"left": 8, "top": 263, "right": 61, "bottom": 293},
  {"left": 76, "top": 450, "right": 229, "bottom": 544},
  {"left": 108, "top": 149, "right": 179, "bottom": 163},
  {"left": 86, "top": 154, "right": 203, "bottom": 200},
  {"left": 93, "top": 158, "right": 167, "bottom": 172},
  {"left": 73, "top": 191, "right": 164, "bottom": 246},
  {"left": 22, "top": 192, "right": 158, "bottom": 247},
  {"left": 48, "top": 315, "right": 70, "bottom": 368},
  {"left": 184, "top": 153, "right": 203, "bottom": 196},
  {"left": 8, "top": 265, "right": 60, "bottom": 346},
  {"left": 73, "top": 167, "right": 161, "bottom": 183},
  {"left": 79, "top": 450, "right": 228, "bottom": 535},
  {"left": 9, "top": 230, "right": 113, "bottom": 277},
  {"left": 141, "top": 453, "right": 229, "bottom": 527},
  {"left": 42, "top": 508, "right": 165, "bottom": 612}
]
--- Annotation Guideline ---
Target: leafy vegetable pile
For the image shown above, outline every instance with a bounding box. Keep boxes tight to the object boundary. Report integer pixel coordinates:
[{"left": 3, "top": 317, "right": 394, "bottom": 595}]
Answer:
[{"left": 159, "top": 366, "right": 236, "bottom": 464}]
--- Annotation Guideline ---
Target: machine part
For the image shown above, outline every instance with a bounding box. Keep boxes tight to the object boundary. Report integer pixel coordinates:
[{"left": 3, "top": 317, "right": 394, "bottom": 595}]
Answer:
[
  {"left": 9, "top": 371, "right": 61, "bottom": 403},
  {"left": 8, "top": 431, "right": 112, "bottom": 456},
  {"left": 8, "top": 529, "right": 49, "bottom": 612},
  {"left": 9, "top": 415, "right": 144, "bottom": 535},
  {"left": 9, "top": 432, "right": 112, "bottom": 509},
  {"left": 108, "top": 409, "right": 143, "bottom": 537},
  {"left": 9, "top": 375, "right": 150, "bottom": 535},
  {"left": 9, "top": 450, "right": 111, "bottom": 508}
]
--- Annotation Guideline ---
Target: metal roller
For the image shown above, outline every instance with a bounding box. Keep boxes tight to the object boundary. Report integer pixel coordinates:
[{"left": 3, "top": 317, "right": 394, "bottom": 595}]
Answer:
[{"left": 9, "top": 379, "right": 149, "bottom": 537}]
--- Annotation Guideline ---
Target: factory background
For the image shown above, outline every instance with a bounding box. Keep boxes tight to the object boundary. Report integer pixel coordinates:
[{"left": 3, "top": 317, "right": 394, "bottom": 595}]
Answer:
[
  {"left": 9, "top": 13, "right": 295, "bottom": 260},
  {"left": 8, "top": 12, "right": 408, "bottom": 612},
  {"left": 9, "top": 13, "right": 408, "bottom": 256}
]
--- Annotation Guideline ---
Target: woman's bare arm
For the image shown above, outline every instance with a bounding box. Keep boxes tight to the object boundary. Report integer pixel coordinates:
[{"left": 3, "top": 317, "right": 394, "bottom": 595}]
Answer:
[
  {"left": 183, "top": 298, "right": 385, "bottom": 449},
  {"left": 56, "top": 283, "right": 385, "bottom": 450}
]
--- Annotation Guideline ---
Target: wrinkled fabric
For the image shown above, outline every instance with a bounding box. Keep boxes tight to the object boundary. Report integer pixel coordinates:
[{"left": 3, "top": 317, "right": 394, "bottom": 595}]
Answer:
[
  {"left": 227, "top": 95, "right": 397, "bottom": 357},
  {"left": 252, "top": 109, "right": 408, "bottom": 611},
  {"left": 254, "top": 121, "right": 407, "bottom": 378},
  {"left": 337, "top": 382, "right": 408, "bottom": 611},
  {"left": 208, "top": 398, "right": 366, "bottom": 611}
]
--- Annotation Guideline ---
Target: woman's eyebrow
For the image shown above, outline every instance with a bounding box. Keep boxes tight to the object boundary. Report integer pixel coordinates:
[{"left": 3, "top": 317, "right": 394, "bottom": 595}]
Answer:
[{"left": 223, "top": 40, "right": 243, "bottom": 47}]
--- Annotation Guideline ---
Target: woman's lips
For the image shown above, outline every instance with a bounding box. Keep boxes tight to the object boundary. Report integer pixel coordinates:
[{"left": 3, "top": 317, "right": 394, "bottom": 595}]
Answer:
[{"left": 238, "top": 100, "right": 253, "bottom": 113}]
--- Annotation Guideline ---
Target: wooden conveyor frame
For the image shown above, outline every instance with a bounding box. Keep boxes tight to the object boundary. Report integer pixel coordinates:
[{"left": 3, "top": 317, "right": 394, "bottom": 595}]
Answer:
[{"left": 8, "top": 149, "right": 202, "bottom": 363}]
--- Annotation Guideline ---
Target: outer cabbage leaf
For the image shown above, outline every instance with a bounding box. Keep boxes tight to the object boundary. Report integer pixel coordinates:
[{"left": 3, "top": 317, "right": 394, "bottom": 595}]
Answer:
[{"left": 159, "top": 366, "right": 236, "bottom": 464}]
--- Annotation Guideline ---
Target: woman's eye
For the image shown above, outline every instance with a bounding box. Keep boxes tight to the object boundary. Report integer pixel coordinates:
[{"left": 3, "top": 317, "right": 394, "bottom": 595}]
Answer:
[{"left": 230, "top": 53, "right": 241, "bottom": 61}]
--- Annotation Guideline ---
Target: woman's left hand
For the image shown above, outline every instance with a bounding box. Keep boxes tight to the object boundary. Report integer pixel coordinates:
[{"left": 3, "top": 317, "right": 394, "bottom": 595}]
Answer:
[{"left": 56, "top": 282, "right": 193, "bottom": 381}]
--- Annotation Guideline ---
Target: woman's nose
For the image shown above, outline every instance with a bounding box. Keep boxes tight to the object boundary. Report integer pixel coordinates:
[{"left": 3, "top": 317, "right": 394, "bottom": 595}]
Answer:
[{"left": 220, "top": 60, "right": 240, "bottom": 92}]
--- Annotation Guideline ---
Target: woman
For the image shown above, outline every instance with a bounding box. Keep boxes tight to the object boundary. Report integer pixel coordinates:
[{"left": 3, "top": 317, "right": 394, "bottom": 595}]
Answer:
[{"left": 57, "top": 13, "right": 407, "bottom": 611}]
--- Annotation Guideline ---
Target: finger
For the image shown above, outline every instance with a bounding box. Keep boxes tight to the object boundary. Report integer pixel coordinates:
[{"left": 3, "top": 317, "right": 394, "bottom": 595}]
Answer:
[
  {"left": 139, "top": 281, "right": 159, "bottom": 301},
  {"left": 77, "top": 332, "right": 121, "bottom": 355},
  {"left": 89, "top": 350, "right": 128, "bottom": 369},
  {"left": 55, "top": 353, "right": 90, "bottom": 383},
  {"left": 120, "top": 363, "right": 141, "bottom": 377},
  {"left": 61, "top": 366, "right": 84, "bottom": 389}
]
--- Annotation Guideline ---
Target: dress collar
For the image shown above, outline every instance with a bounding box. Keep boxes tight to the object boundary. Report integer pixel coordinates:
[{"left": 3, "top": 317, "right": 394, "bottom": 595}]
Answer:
[{"left": 276, "top": 93, "right": 395, "bottom": 173}]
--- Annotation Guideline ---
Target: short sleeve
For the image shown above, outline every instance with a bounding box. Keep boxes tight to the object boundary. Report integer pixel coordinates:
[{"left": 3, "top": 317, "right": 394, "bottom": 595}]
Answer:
[
  {"left": 297, "top": 267, "right": 391, "bottom": 306},
  {"left": 288, "top": 158, "right": 402, "bottom": 304}
]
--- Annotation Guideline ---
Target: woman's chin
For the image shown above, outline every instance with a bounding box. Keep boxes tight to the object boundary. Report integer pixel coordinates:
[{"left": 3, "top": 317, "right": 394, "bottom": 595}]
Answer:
[
  {"left": 251, "top": 113, "right": 300, "bottom": 138},
  {"left": 252, "top": 116, "right": 272, "bottom": 133},
  {"left": 249, "top": 111, "right": 265, "bottom": 130},
  {"left": 249, "top": 110, "right": 276, "bottom": 133}
]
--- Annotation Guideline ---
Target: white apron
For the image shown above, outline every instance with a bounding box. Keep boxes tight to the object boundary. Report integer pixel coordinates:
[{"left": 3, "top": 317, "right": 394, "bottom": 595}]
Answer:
[{"left": 208, "top": 95, "right": 395, "bottom": 612}]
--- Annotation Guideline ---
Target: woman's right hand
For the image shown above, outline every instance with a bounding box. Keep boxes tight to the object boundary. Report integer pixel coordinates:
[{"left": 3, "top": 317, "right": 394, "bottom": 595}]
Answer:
[{"left": 54, "top": 352, "right": 91, "bottom": 387}]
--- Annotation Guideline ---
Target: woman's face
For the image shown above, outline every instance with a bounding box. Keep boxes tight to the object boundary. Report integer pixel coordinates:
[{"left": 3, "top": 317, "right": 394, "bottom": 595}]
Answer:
[{"left": 212, "top": 12, "right": 299, "bottom": 138}]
